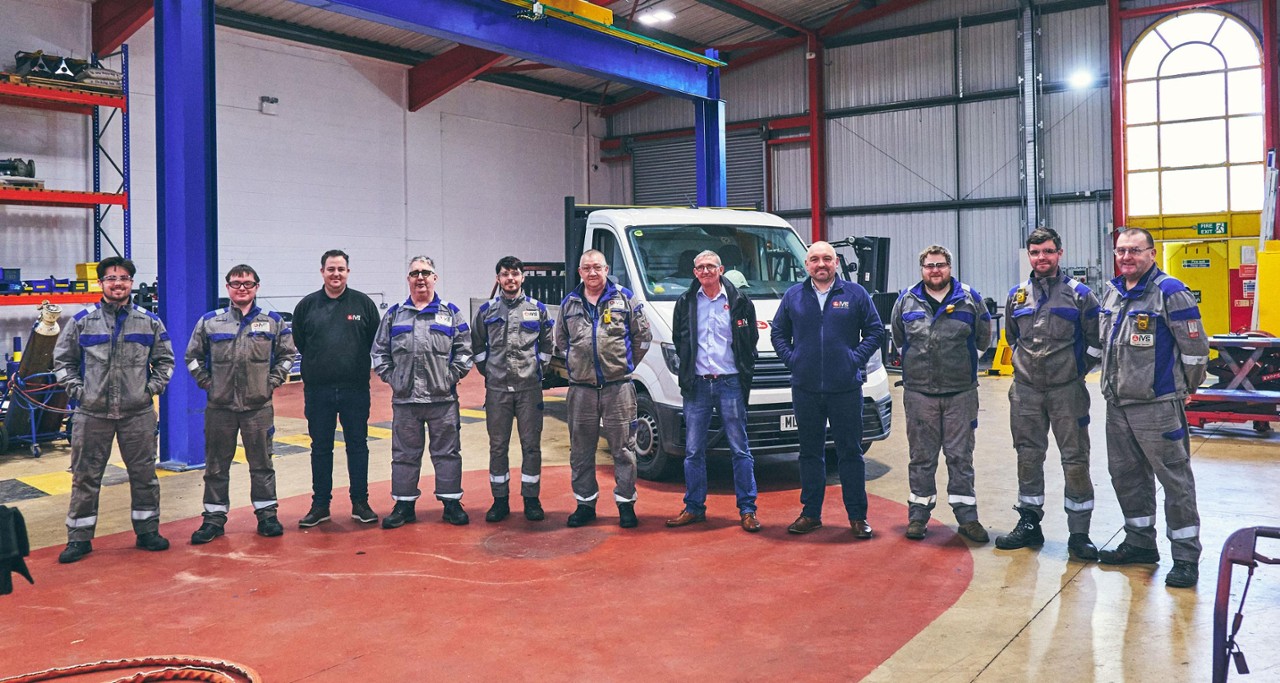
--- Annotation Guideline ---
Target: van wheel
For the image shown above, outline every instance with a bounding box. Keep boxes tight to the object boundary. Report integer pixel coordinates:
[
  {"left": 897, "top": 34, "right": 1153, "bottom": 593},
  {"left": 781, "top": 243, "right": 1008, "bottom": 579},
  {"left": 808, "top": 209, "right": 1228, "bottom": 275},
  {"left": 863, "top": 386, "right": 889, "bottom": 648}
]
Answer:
[{"left": 635, "top": 392, "right": 675, "bottom": 481}]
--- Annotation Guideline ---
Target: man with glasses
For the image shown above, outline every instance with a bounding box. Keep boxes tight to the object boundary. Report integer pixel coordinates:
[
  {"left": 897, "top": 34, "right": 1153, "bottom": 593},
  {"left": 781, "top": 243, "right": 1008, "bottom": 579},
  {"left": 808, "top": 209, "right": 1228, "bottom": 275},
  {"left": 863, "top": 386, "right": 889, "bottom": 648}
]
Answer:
[
  {"left": 557, "top": 249, "right": 652, "bottom": 528},
  {"left": 53, "top": 256, "right": 175, "bottom": 563},
  {"left": 1097, "top": 228, "right": 1209, "bottom": 588},
  {"left": 995, "top": 228, "right": 1102, "bottom": 561},
  {"left": 472, "top": 256, "right": 554, "bottom": 523},
  {"left": 666, "top": 250, "right": 762, "bottom": 532},
  {"left": 771, "top": 242, "right": 883, "bottom": 537},
  {"left": 891, "top": 245, "right": 992, "bottom": 543},
  {"left": 372, "top": 256, "right": 474, "bottom": 528},
  {"left": 292, "top": 250, "right": 381, "bottom": 528},
  {"left": 185, "top": 265, "right": 296, "bottom": 544}
]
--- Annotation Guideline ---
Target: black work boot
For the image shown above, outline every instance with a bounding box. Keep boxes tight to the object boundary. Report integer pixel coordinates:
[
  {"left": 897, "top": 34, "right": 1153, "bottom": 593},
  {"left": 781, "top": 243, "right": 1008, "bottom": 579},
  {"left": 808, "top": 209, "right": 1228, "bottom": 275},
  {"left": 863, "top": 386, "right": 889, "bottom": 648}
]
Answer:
[
  {"left": 523, "top": 496, "right": 545, "bottom": 521},
  {"left": 485, "top": 497, "right": 510, "bottom": 523},
  {"left": 257, "top": 516, "right": 284, "bottom": 538},
  {"left": 135, "top": 532, "right": 170, "bottom": 552},
  {"left": 566, "top": 504, "right": 596, "bottom": 527},
  {"left": 382, "top": 501, "right": 417, "bottom": 529},
  {"left": 442, "top": 500, "right": 470, "bottom": 526},
  {"left": 1165, "top": 561, "right": 1199, "bottom": 588},
  {"left": 298, "top": 506, "right": 330, "bottom": 528},
  {"left": 618, "top": 502, "right": 638, "bottom": 529},
  {"left": 1099, "top": 542, "right": 1160, "bottom": 565},
  {"left": 995, "top": 507, "right": 1045, "bottom": 550},
  {"left": 58, "top": 541, "right": 92, "bottom": 564},
  {"left": 1068, "top": 533, "right": 1099, "bottom": 561},
  {"left": 190, "top": 523, "right": 224, "bottom": 545}
]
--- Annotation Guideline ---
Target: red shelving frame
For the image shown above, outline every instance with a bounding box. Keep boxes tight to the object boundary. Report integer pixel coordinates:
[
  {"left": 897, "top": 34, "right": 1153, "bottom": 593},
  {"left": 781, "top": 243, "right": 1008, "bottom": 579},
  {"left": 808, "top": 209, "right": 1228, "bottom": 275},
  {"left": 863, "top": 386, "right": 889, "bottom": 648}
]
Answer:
[
  {"left": 0, "top": 293, "right": 102, "bottom": 306},
  {"left": 0, "top": 79, "right": 126, "bottom": 115},
  {"left": 0, "top": 187, "right": 127, "bottom": 208}
]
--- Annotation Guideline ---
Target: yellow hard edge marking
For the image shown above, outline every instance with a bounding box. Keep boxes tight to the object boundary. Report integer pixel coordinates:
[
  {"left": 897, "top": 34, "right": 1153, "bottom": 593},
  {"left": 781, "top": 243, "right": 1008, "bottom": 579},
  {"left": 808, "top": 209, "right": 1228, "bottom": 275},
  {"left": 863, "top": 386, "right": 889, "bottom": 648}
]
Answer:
[
  {"left": 367, "top": 426, "right": 393, "bottom": 439},
  {"left": 16, "top": 471, "right": 73, "bottom": 496},
  {"left": 459, "top": 408, "right": 487, "bottom": 419},
  {"left": 498, "top": 0, "right": 724, "bottom": 67}
]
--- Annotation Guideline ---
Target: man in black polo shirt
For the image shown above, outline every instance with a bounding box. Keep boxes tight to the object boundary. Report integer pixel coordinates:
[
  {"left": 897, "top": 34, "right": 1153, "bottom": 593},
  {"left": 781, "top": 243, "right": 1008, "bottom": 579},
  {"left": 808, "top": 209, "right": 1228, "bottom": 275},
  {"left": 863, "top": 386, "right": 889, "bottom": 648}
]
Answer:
[{"left": 292, "top": 250, "right": 381, "bottom": 527}]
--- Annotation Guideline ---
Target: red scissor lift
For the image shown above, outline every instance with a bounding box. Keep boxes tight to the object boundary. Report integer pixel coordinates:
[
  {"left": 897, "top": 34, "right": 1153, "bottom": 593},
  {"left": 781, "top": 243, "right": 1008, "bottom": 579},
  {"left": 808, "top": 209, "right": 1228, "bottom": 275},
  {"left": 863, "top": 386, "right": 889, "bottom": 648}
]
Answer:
[{"left": 1186, "top": 335, "right": 1280, "bottom": 434}]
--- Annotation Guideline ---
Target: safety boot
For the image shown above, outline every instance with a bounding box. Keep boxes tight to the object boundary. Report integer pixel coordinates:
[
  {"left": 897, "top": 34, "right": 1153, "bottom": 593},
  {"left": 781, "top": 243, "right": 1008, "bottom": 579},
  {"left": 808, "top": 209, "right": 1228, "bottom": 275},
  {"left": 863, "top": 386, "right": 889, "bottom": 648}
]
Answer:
[
  {"left": 135, "top": 532, "right": 170, "bottom": 552},
  {"left": 190, "top": 523, "right": 224, "bottom": 545},
  {"left": 58, "top": 541, "right": 92, "bottom": 564},
  {"left": 995, "top": 507, "right": 1045, "bottom": 550},
  {"left": 1068, "top": 533, "right": 1099, "bottom": 561},
  {"left": 523, "top": 496, "right": 545, "bottom": 521},
  {"left": 1099, "top": 542, "right": 1160, "bottom": 565},
  {"left": 1165, "top": 561, "right": 1199, "bottom": 588},
  {"left": 382, "top": 501, "right": 417, "bottom": 529},
  {"left": 442, "top": 500, "right": 470, "bottom": 526},
  {"left": 566, "top": 504, "right": 596, "bottom": 527},
  {"left": 257, "top": 516, "right": 284, "bottom": 538},
  {"left": 617, "top": 502, "right": 638, "bottom": 528},
  {"left": 298, "top": 506, "right": 330, "bottom": 528},
  {"left": 485, "top": 496, "right": 510, "bottom": 523}
]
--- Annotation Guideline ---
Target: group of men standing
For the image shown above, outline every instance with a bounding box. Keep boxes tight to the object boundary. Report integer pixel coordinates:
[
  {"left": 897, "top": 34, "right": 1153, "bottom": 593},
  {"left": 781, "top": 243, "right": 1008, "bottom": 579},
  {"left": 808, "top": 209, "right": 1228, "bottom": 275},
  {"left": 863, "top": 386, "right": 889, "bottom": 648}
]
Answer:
[{"left": 49, "top": 227, "right": 1208, "bottom": 587}]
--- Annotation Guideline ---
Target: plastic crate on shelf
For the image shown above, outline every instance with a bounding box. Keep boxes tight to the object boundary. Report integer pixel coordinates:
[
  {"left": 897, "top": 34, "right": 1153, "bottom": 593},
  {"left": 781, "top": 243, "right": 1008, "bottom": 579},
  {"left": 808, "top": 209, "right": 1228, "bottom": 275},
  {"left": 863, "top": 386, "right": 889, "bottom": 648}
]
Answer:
[
  {"left": 68, "top": 280, "right": 89, "bottom": 292},
  {"left": 0, "top": 267, "right": 19, "bottom": 283}
]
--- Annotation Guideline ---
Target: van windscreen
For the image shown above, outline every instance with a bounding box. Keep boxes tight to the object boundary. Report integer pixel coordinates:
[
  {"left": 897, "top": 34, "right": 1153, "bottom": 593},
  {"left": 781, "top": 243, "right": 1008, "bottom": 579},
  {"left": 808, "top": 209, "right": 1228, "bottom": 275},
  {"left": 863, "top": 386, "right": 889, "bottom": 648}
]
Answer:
[{"left": 625, "top": 224, "right": 809, "bottom": 301}]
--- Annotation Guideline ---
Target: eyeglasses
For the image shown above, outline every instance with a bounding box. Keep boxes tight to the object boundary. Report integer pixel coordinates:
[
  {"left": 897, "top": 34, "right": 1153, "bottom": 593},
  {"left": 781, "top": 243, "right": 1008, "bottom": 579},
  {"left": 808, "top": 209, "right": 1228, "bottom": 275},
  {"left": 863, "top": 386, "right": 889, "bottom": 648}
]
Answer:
[
  {"left": 101, "top": 276, "right": 133, "bottom": 283},
  {"left": 226, "top": 281, "right": 259, "bottom": 290},
  {"left": 323, "top": 267, "right": 348, "bottom": 274},
  {"left": 921, "top": 262, "right": 950, "bottom": 270},
  {"left": 1113, "top": 247, "right": 1152, "bottom": 256},
  {"left": 579, "top": 264, "right": 607, "bottom": 273},
  {"left": 408, "top": 270, "right": 435, "bottom": 278},
  {"left": 1027, "top": 248, "right": 1060, "bottom": 257},
  {"left": 693, "top": 264, "right": 721, "bottom": 272}
]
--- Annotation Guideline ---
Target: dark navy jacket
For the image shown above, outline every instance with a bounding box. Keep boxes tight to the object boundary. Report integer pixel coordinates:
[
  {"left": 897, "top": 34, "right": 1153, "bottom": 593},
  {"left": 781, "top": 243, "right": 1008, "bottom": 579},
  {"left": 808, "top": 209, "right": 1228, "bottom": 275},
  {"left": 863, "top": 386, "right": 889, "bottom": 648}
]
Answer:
[{"left": 770, "top": 276, "right": 884, "bottom": 393}]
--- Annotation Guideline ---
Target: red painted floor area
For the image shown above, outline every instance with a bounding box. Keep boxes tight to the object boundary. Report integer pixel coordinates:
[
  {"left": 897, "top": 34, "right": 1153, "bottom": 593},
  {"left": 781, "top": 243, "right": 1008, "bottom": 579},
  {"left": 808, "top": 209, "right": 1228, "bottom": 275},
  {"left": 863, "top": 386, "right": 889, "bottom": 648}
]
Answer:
[
  {"left": 271, "top": 371, "right": 493, "bottom": 423},
  {"left": 2, "top": 468, "right": 973, "bottom": 681}
]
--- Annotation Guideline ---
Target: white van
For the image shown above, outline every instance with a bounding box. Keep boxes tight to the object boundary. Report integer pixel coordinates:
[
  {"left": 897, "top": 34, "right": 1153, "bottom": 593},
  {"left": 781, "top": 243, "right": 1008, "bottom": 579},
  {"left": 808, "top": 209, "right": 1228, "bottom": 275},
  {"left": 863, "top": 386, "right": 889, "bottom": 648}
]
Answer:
[{"left": 555, "top": 199, "right": 893, "bottom": 480}]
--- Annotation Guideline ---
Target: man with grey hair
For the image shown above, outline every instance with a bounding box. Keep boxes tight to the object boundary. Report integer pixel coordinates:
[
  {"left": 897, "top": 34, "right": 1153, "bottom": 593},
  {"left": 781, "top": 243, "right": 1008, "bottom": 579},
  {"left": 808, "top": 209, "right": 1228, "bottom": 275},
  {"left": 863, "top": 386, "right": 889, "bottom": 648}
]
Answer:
[
  {"left": 1097, "top": 227, "right": 1208, "bottom": 588},
  {"left": 556, "top": 249, "right": 652, "bottom": 528},
  {"left": 372, "top": 256, "right": 474, "bottom": 528},
  {"left": 891, "top": 245, "right": 992, "bottom": 543}
]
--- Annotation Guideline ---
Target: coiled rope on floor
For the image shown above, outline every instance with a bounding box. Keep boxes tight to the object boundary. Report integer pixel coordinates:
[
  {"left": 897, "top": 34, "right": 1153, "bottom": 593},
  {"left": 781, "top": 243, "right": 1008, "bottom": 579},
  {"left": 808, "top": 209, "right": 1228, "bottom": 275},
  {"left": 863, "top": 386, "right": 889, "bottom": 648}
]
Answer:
[{"left": 0, "top": 655, "right": 261, "bottom": 683}]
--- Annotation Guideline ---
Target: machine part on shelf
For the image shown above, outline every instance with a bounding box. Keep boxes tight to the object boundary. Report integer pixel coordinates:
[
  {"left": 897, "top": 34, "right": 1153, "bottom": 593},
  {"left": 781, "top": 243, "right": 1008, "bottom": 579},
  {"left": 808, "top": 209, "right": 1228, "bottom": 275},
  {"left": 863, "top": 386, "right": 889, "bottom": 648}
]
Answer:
[
  {"left": 14, "top": 50, "right": 88, "bottom": 83},
  {"left": 0, "top": 158, "right": 35, "bottom": 178}
]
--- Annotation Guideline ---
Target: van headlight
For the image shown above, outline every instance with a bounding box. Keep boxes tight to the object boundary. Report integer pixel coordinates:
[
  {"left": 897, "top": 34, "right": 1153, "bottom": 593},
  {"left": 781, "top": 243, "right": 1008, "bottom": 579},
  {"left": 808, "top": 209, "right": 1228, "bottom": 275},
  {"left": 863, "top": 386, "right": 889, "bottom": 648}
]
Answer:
[
  {"left": 661, "top": 342, "right": 680, "bottom": 375},
  {"left": 866, "top": 349, "right": 884, "bottom": 374}
]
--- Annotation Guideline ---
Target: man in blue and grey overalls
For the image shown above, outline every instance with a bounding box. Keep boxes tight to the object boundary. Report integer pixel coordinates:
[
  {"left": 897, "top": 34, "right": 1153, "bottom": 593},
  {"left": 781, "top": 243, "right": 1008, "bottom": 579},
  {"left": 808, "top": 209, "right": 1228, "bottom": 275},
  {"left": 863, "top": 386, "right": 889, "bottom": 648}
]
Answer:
[
  {"left": 372, "top": 256, "right": 474, "bottom": 528},
  {"left": 1097, "top": 227, "right": 1209, "bottom": 588},
  {"left": 556, "top": 249, "right": 652, "bottom": 529},
  {"left": 891, "top": 245, "right": 992, "bottom": 543},
  {"left": 53, "top": 256, "right": 174, "bottom": 564},
  {"left": 185, "top": 264, "right": 297, "bottom": 544},
  {"left": 472, "top": 256, "right": 554, "bottom": 523},
  {"left": 994, "top": 228, "right": 1102, "bottom": 561}
]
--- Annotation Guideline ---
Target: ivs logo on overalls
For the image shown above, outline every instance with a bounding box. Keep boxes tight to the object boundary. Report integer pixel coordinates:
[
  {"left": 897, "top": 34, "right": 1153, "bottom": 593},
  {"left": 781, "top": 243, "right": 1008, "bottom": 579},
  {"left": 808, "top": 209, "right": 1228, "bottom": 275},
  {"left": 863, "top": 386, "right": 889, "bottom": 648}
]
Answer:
[
  {"left": 1130, "top": 332, "right": 1155, "bottom": 347},
  {"left": 251, "top": 321, "right": 270, "bottom": 333}
]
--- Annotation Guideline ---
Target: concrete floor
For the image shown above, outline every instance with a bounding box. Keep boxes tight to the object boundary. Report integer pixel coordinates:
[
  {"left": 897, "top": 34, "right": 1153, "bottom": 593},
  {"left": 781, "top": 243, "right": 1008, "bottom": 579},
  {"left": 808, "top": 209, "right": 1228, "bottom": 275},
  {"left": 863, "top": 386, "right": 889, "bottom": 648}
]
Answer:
[{"left": 2, "top": 372, "right": 1279, "bottom": 681}]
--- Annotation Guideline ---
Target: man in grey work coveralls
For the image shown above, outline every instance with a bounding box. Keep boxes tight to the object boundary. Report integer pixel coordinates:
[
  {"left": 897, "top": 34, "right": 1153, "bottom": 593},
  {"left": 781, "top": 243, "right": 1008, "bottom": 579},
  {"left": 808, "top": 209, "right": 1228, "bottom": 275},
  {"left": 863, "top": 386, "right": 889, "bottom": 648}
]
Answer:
[
  {"left": 472, "top": 256, "right": 554, "bottom": 523},
  {"left": 372, "top": 256, "right": 474, "bottom": 528},
  {"left": 53, "top": 256, "right": 175, "bottom": 564},
  {"left": 995, "top": 228, "right": 1101, "bottom": 561},
  {"left": 891, "top": 245, "right": 992, "bottom": 543},
  {"left": 185, "top": 265, "right": 298, "bottom": 544},
  {"left": 1097, "top": 227, "right": 1209, "bottom": 588},
  {"left": 557, "top": 249, "right": 652, "bottom": 529}
]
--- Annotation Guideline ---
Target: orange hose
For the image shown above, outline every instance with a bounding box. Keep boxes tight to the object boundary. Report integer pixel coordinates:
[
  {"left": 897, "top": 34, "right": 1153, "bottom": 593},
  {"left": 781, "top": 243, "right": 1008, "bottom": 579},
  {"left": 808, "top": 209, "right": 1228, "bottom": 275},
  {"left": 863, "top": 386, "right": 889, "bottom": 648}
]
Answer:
[{"left": 0, "top": 656, "right": 261, "bottom": 683}]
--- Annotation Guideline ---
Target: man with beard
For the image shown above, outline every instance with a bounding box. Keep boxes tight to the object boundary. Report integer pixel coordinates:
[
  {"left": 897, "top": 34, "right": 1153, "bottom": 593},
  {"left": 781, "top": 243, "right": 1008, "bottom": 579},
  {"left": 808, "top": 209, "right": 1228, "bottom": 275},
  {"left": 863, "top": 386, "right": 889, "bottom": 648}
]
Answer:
[
  {"left": 891, "top": 245, "right": 992, "bottom": 543},
  {"left": 54, "top": 256, "right": 174, "bottom": 563},
  {"left": 372, "top": 256, "right": 474, "bottom": 528},
  {"left": 995, "top": 228, "right": 1101, "bottom": 561},
  {"left": 771, "top": 241, "right": 883, "bottom": 537}
]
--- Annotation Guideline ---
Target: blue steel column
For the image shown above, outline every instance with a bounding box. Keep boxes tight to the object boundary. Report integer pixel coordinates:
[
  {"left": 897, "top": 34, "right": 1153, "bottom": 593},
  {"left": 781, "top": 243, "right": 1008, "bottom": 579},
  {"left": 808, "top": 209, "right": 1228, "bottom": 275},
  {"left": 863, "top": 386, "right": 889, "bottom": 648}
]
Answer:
[
  {"left": 155, "top": 0, "right": 218, "bottom": 470},
  {"left": 694, "top": 50, "right": 727, "bottom": 207}
]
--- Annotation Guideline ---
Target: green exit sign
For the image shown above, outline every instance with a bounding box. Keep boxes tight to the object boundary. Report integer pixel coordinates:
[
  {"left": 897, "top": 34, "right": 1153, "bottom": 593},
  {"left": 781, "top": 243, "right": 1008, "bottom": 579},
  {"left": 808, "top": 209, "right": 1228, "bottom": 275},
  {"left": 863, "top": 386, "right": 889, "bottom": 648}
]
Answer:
[{"left": 1196, "top": 221, "right": 1227, "bottom": 235}]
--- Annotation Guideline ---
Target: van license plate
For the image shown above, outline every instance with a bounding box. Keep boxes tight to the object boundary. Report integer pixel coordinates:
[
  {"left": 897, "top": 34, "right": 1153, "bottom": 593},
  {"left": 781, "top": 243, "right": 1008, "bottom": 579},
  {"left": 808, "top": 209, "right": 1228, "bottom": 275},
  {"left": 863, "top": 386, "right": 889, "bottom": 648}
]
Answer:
[{"left": 780, "top": 414, "right": 798, "bottom": 431}]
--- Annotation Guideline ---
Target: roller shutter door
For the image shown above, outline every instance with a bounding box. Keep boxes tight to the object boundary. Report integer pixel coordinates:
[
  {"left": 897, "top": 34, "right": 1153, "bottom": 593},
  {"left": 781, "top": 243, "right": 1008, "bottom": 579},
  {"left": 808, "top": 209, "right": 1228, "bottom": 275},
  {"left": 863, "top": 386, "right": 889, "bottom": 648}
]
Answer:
[{"left": 632, "top": 129, "right": 764, "bottom": 208}]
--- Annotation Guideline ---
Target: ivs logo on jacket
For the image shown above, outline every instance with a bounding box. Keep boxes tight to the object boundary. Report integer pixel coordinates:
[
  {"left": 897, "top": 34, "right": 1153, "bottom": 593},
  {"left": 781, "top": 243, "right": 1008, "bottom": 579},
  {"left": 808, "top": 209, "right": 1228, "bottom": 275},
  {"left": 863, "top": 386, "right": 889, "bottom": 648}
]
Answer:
[
  {"left": 736, "top": 318, "right": 749, "bottom": 328},
  {"left": 832, "top": 300, "right": 849, "bottom": 309},
  {"left": 346, "top": 314, "right": 362, "bottom": 321}
]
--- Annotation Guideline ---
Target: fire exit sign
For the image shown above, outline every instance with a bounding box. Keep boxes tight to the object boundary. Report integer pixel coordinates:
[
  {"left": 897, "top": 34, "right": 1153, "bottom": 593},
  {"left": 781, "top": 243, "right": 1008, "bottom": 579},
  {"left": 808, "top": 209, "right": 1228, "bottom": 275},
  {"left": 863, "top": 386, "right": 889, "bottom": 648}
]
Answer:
[{"left": 1196, "top": 221, "right": 1227, "bottom": 235}]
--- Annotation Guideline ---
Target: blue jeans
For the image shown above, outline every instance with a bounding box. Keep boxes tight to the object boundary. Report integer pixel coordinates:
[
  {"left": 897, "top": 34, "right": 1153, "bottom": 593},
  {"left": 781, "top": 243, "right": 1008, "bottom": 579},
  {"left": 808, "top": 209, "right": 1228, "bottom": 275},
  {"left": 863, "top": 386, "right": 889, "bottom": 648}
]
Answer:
[
  {"left": 794, "top": 387, "right": 867, "bottom": 521},
  {"left": 304, "top": 385, "right": 371, "bottom": 506},
  {"left": 683, "top": 375, "right": 757, "bottom": 514}
]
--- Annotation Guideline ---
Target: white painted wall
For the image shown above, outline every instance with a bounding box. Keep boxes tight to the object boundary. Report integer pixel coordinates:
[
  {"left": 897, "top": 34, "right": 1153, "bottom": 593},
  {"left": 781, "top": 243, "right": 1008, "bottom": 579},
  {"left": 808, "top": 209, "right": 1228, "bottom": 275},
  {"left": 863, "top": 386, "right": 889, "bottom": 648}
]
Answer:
[{"left": 1, "top": 0, "right": 612, "bottom": 350}]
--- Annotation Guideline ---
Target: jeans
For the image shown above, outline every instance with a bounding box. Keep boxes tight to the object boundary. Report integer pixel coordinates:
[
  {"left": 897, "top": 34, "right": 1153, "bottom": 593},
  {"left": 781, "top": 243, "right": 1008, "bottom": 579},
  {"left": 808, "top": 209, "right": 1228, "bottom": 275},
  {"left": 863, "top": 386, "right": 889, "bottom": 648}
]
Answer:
[
  {"left": 794, "top": 387, "right": 867, "bottom": 521},
  {"left": 683, "top": 375, "right": 757, "bottom": 515},
  {"left": 304, "top": 385, "right": 371, "bottom": 506}
]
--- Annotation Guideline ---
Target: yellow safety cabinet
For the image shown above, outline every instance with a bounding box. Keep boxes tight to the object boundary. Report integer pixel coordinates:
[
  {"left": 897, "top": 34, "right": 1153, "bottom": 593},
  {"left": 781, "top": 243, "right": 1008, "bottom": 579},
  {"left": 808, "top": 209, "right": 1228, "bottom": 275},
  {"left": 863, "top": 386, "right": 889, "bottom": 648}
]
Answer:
[
  {"left": 1257, "top": 240, "right": 1280, "bottom": 334},
  {"left": 1163, "top": 240, "right": 1230, "bottom": 337}
]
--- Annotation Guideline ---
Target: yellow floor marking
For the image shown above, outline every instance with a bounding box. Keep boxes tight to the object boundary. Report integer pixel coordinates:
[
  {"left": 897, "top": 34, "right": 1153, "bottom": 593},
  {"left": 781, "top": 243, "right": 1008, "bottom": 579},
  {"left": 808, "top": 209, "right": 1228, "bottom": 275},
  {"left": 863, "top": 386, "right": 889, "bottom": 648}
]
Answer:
[
  {"left": 234, "top": 446, "right": 247, "bottom": 464},
  {"left": 366, "top": 426, "right": 393, "bottom": 439},
  {"left": 18, "top": 471, "right": 73, "bottom": 495},
  {"left": 542, "top": 395, "right": 566, "bottom": 402},
  {"left": 155, "top": 468, "right": 182, "bottom": 478},
  {"left": 276, "top": 434, "right": 313, "bottom": 448},
  {"left": 460, "top": 408, "right": 486, "bottom": 419}
]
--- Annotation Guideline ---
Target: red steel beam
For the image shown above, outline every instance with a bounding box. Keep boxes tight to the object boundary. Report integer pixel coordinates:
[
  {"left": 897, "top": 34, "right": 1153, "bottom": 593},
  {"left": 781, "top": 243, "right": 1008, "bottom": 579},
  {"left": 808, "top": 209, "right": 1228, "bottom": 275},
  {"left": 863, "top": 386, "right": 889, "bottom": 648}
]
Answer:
[
  {"left": 93, "top": 0, "right": 153, "bottom": 55},
  {"left": 408, "top": 46, "right": 505, "bottom": 112},
  {"left": 711, "top": 0, "right": 809, "bottom": 34},
  {"left": 818, "top": 0, "right": 934, "bottom": 39},
  {"left": 1109, "top": 0, "right": 1125, "bottom": 234},
  {"left": 1118, "top": 0, "right": 1240, "bottom": 19}
]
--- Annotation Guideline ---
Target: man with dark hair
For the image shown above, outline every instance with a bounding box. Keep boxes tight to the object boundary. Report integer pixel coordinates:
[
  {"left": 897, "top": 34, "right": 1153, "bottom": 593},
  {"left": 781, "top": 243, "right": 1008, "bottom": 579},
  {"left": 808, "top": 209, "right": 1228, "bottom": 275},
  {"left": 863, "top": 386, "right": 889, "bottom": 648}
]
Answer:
[
  {"left": 995, "top": 229, "right": 1101, "bottom": 561},
  {"left": 53, "top": 256, "right": 175, "bottom": 563},
  {"left": 185, "top": 265, "right": 297, "bottom": 544},
  {"left": 374, "top": 256, "right": 474, "bottom": 528},
  {"left": 1097, "top": 227, "right": 1209, "bottom": 588},
  {"left": 472, "top": 256, "right": 554, "bottom": 522},
  {"left": 891, "top": 245, "right": 992, "bottom": 543},
  {"left": 668, "top": 250, "right": 762, "bottom": 532},
  {"left": 292, "top": 250, "right": 381, "bottom": 527}
]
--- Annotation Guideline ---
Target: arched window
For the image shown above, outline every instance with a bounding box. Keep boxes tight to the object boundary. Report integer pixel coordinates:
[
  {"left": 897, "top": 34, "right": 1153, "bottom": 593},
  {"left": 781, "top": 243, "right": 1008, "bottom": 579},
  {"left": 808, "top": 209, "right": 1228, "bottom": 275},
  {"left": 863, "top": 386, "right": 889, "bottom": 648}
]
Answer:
[{"left": 1124, "top": 10, "right": 1264, "bottom": 217}]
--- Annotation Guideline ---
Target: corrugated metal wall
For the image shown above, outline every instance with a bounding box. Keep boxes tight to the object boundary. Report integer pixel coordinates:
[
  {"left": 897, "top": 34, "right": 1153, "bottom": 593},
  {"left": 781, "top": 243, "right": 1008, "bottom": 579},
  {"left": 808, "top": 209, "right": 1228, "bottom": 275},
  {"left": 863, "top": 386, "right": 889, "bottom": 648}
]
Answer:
[
  {"left": 958, "top": 98, "right": 1019, "bottom": 199},
  {"left": 770, "top": 143, "right": 810, "bottom": 212},
  {"left": 826, "top": 32, "right": 954, "bottom": 109},
  {"left": 961, "top": 20, "right": 1017, "bottom": 92},
  {"left": 829, "top": 212, "right": 958, "bottom": 294},
  {"left": 958, "top": 207, "right": 1021, "bottom": 300},
  {"left": 826, "top": 107, "right": 958, "bottom": 206},
  {"left": 842, "top": 0, "right": 1019, "bottom": 35}
]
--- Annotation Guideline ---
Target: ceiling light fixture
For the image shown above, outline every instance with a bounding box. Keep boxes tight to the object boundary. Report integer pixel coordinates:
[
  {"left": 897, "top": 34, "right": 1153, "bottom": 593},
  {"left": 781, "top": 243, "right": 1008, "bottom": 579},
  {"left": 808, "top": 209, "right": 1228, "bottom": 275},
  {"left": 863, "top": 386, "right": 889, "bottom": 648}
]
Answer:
[
  {"left": 1068, "top": 70, "right": 1093, "bottom": 89},
  {"left": 637, "top": 9, "right": 675, "bottom": 25}
]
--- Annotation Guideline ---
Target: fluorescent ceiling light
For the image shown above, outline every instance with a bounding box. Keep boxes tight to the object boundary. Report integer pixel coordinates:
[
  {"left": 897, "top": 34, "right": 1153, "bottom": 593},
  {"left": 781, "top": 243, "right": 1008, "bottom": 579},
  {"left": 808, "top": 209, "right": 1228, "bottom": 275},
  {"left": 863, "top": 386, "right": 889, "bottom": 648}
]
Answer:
[
  {"left": 1068, "top": 70, "right": 1093, "bottom": 89},
  {"left": 637, "top": 9, "right": 675, "bottom": 25}
]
